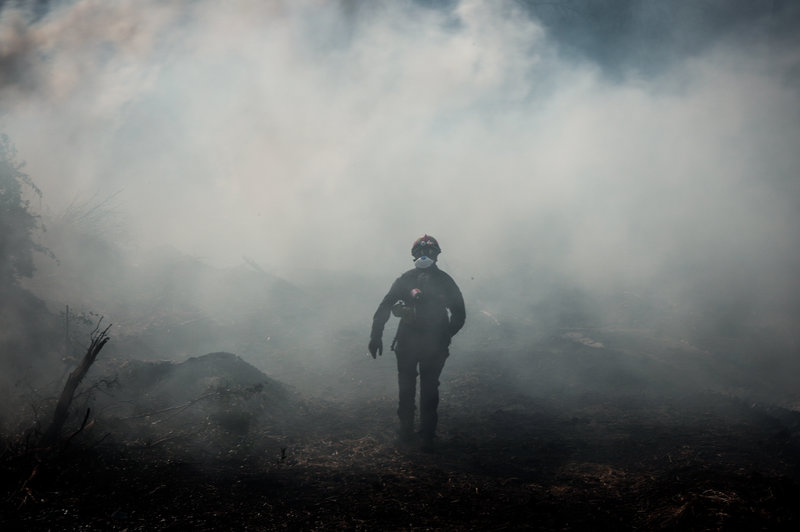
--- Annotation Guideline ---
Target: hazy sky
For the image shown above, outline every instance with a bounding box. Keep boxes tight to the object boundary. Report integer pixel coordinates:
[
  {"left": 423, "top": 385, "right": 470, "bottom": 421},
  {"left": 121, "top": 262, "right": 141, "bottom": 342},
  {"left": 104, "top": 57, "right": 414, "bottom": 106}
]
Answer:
[{"left": 1, "top": 0, "right": 798, "bottom": 314}]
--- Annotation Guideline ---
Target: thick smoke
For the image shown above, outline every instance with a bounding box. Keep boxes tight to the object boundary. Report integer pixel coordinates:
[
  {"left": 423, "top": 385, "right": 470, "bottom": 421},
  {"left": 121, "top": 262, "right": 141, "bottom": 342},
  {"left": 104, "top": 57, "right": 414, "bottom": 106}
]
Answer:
[{"left": 1, "top": 1, "right": 799, "bottom": 402}]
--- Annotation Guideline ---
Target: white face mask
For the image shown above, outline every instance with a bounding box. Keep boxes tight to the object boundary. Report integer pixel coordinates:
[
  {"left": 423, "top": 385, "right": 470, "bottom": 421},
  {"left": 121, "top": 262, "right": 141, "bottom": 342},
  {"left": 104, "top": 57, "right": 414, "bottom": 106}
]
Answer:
[{"left": 414, "top": 256, "right": 436, "bottom": 269}]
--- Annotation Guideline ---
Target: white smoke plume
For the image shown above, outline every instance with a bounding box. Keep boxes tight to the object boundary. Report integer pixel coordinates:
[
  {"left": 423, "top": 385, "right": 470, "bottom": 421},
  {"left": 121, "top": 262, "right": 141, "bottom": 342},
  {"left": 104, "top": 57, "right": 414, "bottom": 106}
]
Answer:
[{"left": 1, "top": 0, "right": 798, "bottom": 348}]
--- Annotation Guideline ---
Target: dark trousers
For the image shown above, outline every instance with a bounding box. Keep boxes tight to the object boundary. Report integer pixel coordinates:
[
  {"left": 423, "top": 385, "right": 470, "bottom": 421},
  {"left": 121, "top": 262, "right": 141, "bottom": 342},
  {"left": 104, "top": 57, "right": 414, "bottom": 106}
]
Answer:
[{"left": 394, "top": 335, "right": 448, "bottom": 438}]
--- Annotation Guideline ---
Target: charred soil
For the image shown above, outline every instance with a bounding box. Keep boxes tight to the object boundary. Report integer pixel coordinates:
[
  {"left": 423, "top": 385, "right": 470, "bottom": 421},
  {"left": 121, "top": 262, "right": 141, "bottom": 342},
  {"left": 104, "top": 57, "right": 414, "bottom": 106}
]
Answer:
[{"left": 2, "top": 355, "right": 800, "bottom": 531}]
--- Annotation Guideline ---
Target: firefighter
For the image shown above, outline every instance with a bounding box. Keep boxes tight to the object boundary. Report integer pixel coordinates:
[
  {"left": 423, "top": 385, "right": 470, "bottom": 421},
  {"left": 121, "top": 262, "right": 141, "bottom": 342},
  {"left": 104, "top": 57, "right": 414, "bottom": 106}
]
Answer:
[{"left": 368, "top": 235, "right": 466, "bottom": 449}]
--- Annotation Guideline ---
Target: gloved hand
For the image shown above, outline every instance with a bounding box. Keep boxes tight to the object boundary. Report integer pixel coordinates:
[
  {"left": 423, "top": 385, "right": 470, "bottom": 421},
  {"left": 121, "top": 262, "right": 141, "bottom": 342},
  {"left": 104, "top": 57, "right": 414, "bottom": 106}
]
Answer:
[{"left": 368, "top": 337, "right": 383, "bottom": 359}]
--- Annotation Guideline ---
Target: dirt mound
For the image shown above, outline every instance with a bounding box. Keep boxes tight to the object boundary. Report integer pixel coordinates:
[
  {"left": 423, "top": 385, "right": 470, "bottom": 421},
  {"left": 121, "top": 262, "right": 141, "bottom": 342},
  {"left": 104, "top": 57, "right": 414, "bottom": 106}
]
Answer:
[
  {"left": 102, "top": 352, "right": 286, "bottom": 405},
  {"left": 88, "top": 352, "right": 300, "bottom": 445}
]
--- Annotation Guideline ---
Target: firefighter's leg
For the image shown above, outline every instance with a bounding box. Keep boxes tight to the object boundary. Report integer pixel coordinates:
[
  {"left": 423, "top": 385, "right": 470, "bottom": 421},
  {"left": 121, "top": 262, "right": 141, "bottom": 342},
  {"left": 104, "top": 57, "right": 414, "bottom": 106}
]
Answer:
[
  {"left": 394, "top": 349, "right": 418, "bottom": 439},
  {"left": 418, "top": 350, "right": 448, "bottom": 442}
]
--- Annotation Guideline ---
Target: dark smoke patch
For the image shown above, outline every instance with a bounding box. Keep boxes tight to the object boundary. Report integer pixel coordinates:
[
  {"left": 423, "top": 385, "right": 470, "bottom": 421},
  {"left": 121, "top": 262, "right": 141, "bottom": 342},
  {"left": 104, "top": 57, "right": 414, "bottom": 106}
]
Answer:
[{"left": 0, "top": 9, "right": 43, "bottom": 97}]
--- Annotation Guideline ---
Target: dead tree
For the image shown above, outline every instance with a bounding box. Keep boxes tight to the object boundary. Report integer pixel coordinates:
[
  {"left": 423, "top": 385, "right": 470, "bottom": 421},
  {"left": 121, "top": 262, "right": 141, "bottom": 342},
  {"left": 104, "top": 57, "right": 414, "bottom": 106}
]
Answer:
[{"left": 42, "top": 321, "right": 111, "bottom": 446}]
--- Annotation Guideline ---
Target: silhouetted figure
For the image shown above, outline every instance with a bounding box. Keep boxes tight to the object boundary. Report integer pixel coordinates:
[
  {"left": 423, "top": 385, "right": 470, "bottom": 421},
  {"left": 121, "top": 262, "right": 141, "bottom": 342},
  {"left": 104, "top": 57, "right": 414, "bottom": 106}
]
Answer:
[{"left": 369, "top": 235, "right": 465, "bottom": 449}]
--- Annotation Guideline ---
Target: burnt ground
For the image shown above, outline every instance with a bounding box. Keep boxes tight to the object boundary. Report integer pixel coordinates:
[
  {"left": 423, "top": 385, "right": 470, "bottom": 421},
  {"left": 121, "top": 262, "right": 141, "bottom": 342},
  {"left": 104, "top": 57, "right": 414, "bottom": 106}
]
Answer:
[{"left": 2, "top": 348, "right": 800, "bottom": 532}]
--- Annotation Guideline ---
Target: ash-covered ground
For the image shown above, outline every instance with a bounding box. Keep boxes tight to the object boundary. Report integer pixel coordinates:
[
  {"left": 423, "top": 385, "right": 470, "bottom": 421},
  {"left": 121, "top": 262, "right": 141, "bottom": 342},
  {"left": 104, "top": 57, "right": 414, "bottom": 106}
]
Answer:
[{"left": 2, "top": 351, "right": 799, "bottom": 531}]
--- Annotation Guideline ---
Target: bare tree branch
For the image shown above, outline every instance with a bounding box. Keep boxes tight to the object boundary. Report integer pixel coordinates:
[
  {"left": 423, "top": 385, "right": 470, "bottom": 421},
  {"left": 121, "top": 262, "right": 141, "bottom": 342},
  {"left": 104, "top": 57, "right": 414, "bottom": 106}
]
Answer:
[{"left": 42, "top": 321, "right": 111, "bottom": 446}]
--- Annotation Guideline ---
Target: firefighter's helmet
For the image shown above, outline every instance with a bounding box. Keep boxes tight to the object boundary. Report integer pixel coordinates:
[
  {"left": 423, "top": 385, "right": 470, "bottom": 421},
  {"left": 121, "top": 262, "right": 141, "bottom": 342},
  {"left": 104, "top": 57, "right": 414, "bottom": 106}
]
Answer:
[{"left": 411, "top": 234, "right": 441, "bottom": 258}]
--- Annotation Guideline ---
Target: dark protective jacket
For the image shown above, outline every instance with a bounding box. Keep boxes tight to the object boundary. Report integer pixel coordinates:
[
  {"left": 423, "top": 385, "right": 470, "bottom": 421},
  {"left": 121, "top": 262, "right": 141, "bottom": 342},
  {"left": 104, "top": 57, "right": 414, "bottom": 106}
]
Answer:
[{"left": 371, "top": 265, "right": 466, "bottom": 349}]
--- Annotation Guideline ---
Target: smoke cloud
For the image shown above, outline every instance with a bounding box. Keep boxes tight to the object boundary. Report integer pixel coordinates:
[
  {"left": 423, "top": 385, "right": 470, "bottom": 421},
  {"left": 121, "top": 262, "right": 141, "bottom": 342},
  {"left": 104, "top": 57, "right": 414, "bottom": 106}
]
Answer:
[{"left": 1, "top": 0, "right": 799, "bottom": 391}]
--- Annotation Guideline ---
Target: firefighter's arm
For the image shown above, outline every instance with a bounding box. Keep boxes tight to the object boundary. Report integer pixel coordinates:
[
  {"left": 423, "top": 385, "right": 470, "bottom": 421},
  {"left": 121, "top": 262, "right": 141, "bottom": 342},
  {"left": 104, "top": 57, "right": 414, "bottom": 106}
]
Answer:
[
  {"left": 446, "top": 280, "right": 466, "bottom": 338},
  {"left": 369, "top": 278, "right": 403, "bottom": 357}
]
